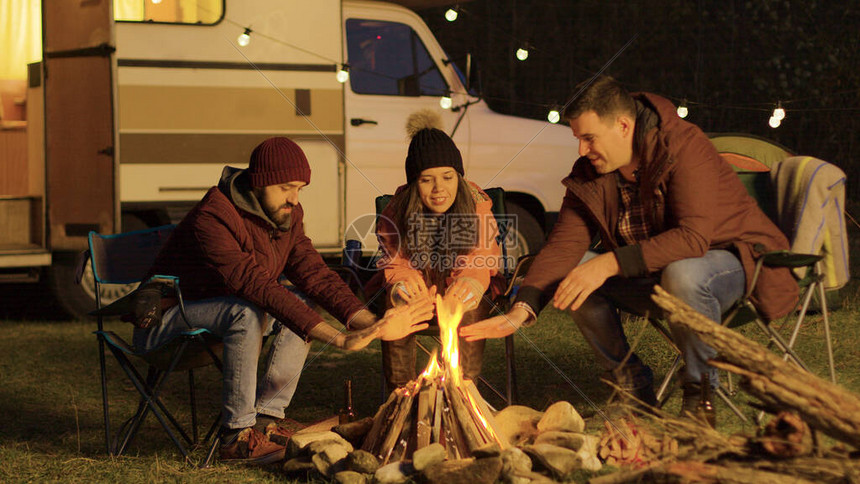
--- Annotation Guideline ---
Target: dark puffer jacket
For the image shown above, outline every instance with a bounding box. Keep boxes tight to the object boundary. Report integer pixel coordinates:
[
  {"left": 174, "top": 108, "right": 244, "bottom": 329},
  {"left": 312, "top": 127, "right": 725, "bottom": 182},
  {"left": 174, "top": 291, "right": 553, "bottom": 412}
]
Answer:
[
  {"left": 516, "top": 93, "right": 798, "bottom": 321},
  {"left": 146, "top": 167, "right": 364, "bottom": 337}
]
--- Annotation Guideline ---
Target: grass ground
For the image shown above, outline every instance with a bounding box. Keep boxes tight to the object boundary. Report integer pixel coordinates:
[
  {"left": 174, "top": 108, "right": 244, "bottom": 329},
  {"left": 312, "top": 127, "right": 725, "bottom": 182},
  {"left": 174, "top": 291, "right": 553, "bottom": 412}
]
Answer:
[
  {"left": 3, "top": 207, "right": 859, "bottom": 482},
  {"left": 1, "top": 290, "right": 858, "bottom": 483}
]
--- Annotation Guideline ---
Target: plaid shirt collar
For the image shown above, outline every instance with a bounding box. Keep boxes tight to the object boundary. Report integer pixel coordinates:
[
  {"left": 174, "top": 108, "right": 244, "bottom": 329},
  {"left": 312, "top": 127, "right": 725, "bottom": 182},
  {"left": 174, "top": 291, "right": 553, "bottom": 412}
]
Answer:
[{"left": 616, "top": 170, "right": 656, "bottom": 246}]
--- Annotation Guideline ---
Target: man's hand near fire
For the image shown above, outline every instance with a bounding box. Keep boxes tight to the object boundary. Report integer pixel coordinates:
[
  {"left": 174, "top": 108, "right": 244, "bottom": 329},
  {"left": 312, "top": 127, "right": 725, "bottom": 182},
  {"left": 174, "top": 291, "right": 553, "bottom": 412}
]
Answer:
[
  {"left": 309, "top": 297, "right": 434, "bottom": 351},
  {"left": 552, "top": 252, "right": 619, "bottom": 311}
]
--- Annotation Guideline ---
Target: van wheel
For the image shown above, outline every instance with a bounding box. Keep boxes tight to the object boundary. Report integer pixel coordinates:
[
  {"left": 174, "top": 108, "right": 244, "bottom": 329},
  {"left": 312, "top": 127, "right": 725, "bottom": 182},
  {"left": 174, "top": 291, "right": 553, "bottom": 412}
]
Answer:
[
  {"left": 49, "top": 214, "right": 149, "bottom": 320},
  {"left": 503, "top": 203, "right": 545, "bottom": 262},
  {"left": 48, "top": 252, "right": 99, "bottom": 320}
]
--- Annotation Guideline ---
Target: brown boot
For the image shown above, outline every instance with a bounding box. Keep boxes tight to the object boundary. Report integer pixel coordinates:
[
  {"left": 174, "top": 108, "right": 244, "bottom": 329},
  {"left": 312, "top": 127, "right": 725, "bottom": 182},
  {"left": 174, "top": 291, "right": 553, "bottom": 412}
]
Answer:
[
  {"left": 681, "top": 381, "right": 716, "bottom": 428},
  {"left": 220, "top": 427, "right": 286, "bottom": 465}
]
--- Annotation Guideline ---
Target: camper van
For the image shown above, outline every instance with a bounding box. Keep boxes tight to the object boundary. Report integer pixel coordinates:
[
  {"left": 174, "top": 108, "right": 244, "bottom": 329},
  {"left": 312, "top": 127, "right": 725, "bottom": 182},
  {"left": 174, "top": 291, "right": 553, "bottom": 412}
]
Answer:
[{"left": 0, "top": 0, "right": 577, "bottom": 318}]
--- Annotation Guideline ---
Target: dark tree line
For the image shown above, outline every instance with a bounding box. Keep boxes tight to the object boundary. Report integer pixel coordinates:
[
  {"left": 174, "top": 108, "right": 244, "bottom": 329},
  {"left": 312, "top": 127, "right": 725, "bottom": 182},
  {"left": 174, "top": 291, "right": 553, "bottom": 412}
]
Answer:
[{"left": 418, "top": 0, "right": 860, "bottom": 197}]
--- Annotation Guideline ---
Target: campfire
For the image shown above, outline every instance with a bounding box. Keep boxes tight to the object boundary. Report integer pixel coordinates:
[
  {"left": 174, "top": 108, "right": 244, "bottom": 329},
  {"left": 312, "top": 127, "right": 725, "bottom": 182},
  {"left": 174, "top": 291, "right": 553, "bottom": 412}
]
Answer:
[{"left": 360, "top": 296, "right": 506, "bottom": 464}]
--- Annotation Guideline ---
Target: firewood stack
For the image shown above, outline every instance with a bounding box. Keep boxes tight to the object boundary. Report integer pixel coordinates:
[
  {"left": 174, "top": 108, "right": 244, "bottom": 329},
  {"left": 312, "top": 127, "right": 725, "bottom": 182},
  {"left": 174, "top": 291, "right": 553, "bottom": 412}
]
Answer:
[{"left": 360, "top": 357, "right": 506, "bottom": 465}]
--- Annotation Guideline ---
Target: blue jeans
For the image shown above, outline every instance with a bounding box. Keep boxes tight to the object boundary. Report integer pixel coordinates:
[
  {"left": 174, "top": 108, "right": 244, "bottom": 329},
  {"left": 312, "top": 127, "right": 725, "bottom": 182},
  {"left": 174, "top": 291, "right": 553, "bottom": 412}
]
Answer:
[
  {"left": 570, "top": 250, "right": 744, "bottom": 389},
  {"left": 133, "top": 296, "right": 311, "bottom": 430}
]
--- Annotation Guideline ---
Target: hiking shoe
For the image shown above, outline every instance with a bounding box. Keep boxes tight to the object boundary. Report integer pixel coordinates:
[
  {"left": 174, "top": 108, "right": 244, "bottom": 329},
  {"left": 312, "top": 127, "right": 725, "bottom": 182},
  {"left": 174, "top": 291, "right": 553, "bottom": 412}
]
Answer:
[
  {"left": 680, "top": 381, "right": 717, "bottom": 428},
  {"left": 220, "top": 427, "right": 286, "bottom": 465},
  {"left": 265, "top": 421, "right": 302, "bottom": 446}
]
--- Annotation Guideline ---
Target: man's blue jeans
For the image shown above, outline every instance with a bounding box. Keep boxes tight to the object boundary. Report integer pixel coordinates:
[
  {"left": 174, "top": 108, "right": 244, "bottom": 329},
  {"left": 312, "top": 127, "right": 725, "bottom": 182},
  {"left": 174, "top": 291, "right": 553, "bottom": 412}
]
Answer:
[
  {"left": 133, "top": 296, "right": 311, "bottom": 430},
  {"left": 570, "top": 250, "right": 744, "bottom": 390}
]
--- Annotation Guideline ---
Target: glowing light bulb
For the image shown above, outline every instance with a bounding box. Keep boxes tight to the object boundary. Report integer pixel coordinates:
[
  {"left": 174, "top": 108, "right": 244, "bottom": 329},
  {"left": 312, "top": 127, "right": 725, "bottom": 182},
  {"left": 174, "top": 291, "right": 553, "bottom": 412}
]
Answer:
[
  {"left": 440, "top": 95, "right": 453, "bottom": 110},
  {"left": 237, "top": 28, "right": 252, "bottom": 47},
  {"left": 768, "top": 116, "right": 781, "bottom": 128},
  {"left": 677, "top": 105, "right": 688, "bottom": 118},
  {"left": 336, "top": 65, "right": 350, "bottom": 83},
  {"left": 547, "top": 110, "right": 560, "bottom": 124},
  {"left": 445, "top": 7, "right": 459, "bottom": 22},
  {"left": 773, "top": 103, "right": 785, "bottom": 121},
  {"left": 516, "top": 47, "right": 529, "bottom": 61}
]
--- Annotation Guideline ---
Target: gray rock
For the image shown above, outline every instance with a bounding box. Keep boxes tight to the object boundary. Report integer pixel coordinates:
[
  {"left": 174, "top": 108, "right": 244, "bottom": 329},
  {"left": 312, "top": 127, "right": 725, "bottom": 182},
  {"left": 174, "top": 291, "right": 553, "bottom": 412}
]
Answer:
[
  {"left": 335, "top": 470, "right": 368, "bottom": 484},
  {"left": 312, "top": 444, "right": 350, "bottom": 477},
  {"left": 522, "top": 443, "right": 583, "bottom": 480},
  {"left": 536, "top": 401, "right": 585, "bottom": 433},
  {"left": 308, "top": 438, "right": 354, "bottom": 456},
  {"left": 533, "top": 431, "right": 586, "bottom": 451},
  {"left": 282, "top": 455, "right": 316, "bottom": 475},
  {"left": 348, "top": 449, "right": 380, "bottom": 474},
  {"left": 499, "top": 447, "right": 533, "bottom": 484},
  {"left": 580, "top": 434, "right": 600, "bottom": 456},
  {"left": 288, "top": 430, "right": 353, "bottom": 457},
  {"left": 333, "top": 417, "right": 375, "bottom": 446},
  {"left": 494, "top": 405, "right": 544, "bottom": 446},
  {"left": 577, "top": 448, "right": 602, "bottom": 472},
  {"left": 374, "top": 461, "right": 413, "bottom": 484},
  {"left": 525, "top": 471, "right": 556, "bottom": 484},
  {"left": 420, "top": 457, "right": 502, "bottom": 484},
  {"left": 471, "top": 442, "right": 502, "bottom": 458},
  {"left": 412, "top": 443, "right": 446, "bottom": 471}
]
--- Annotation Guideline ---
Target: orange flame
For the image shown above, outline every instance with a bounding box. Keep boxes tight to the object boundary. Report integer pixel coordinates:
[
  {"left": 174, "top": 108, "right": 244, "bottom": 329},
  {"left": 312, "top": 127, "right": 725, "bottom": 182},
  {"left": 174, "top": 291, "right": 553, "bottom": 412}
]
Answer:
[
  {"left": 436, "top": 294, "right": 464, "bottom": 385},
  {"left": 414, "top": 294, "right": 503, "bottom": 448}
]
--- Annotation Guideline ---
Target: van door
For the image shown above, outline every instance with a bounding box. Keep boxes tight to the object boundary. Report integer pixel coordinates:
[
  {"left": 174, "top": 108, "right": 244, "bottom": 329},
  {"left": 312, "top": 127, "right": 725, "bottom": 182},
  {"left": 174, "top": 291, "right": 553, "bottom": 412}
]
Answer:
[
  {"left": 42, "top": 0, "right": 117, "bottom": 248},
  {"left": 342, "top": 3, "right": 470, "bottom": 252}
]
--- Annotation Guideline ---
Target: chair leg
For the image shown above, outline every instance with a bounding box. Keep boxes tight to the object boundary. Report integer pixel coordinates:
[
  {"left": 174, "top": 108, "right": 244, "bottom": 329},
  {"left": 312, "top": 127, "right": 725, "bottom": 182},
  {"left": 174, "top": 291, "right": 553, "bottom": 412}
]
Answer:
[
  {"left": 504, "top": 334, "right": 518, "bottom": 405},
  {"left": 189, "top": 369, "right": 199, "bottom": 444},
  {"left": 109, "top": 345, "right": 194, "bottom": 459},
  {"left": 656, "top": 355, "right": 683, "bottom": 403},
  {"left": 714, "top": 386, "right": 749, "bottom": 423},
  {"left": 817, "top": 281, "right": 837, "bottom": 384},
  {"left": 96, "top": 333, "right": 113, "bottom": 456}
]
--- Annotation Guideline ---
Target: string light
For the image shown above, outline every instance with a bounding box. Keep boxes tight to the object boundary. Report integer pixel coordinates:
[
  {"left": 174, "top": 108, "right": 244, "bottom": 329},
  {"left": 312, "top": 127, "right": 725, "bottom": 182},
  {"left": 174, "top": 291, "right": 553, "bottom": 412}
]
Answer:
[
  {"left": 336, "top": 64, "right": 350, "bottom": 83},
  {"left": 237, "top": 27, "right": 252, "bottom": 47},
  {"left": 676, "top": 99, "right": 689, "bottom": 118},
  {"left": 547, "top": 108, "right": 560, "bottom": 124},
  {"left": 772, "top": 101, "right": 785, "bottom": 121},
  {"left": 768, "top": 115, "right": 781, "bottom": 128},
  {"left": 440, "top": 91, "right": 453, "bottom": 110},
  {"left": 445, "top": 6, "right": 459, "bottom": 22},
  {"left": 515, "top": 45, "right": 529, "bottom": 61}
]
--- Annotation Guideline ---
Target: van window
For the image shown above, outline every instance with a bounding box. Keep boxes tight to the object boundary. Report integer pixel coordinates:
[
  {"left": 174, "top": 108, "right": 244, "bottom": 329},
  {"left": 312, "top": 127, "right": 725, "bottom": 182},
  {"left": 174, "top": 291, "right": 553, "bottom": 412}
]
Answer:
[
  {"left": 114, "top": 0, "right": 223, "bottom": 24},
  {"left": 346, "top": 18, "right": 448, "bottom": 97}
]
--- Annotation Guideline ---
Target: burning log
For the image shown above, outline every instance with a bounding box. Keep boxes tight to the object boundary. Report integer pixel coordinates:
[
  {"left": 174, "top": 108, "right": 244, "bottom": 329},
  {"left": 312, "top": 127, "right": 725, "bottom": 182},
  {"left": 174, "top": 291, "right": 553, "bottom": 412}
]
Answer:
[{"left": 360, "top": 296, "right": 507, "bottom": 463}]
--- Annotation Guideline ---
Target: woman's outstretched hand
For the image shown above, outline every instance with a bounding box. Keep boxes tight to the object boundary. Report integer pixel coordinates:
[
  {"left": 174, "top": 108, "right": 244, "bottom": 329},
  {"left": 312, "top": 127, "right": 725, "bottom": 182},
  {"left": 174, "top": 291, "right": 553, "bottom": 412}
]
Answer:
[{"left": 459, "top": 306, "right": 530, "bottom": 341}]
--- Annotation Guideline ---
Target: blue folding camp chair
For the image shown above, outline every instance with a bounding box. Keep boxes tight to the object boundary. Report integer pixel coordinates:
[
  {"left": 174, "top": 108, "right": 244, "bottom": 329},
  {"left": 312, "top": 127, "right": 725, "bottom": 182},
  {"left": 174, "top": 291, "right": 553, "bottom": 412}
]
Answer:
[{"left": 81, "top": 225, "right": 223, "bottom": 465}]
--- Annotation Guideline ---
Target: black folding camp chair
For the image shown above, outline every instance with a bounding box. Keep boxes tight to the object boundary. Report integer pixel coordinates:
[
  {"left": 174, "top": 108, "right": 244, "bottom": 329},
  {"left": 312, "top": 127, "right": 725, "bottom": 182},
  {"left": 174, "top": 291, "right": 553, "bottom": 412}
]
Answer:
[
  {"left": 81, "top": 225, "right": 223, "bottom": 465},
  {"left": 645, "top": 147, "right": 845, "bottom": 423}
]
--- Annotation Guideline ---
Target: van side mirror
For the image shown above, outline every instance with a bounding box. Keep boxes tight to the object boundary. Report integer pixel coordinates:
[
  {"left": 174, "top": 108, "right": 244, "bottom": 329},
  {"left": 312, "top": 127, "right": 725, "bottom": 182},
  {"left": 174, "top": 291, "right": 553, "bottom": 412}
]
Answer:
[
  {"left": 465, "top": 53, "right": 482, "bottom": 97},
  {"left": 445, "top": 53, "right": 481, "bottom": 98}
]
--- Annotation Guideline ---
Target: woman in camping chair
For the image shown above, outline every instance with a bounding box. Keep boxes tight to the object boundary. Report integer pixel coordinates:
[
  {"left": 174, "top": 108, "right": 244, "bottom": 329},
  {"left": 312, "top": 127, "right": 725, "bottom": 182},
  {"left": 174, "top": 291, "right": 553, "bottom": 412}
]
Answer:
[{"left": 367, "top": 109, "right": 504, "bottom": 391}]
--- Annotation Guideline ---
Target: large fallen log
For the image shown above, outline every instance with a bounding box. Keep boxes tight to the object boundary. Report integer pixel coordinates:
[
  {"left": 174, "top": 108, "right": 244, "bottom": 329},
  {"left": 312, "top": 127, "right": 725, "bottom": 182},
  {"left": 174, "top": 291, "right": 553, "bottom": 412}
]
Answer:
[
  {"left": 651, "top": 285, "right": 860, "bottom": 448},
  {"left": 589, "top": 460, "right": 818, "bottom": 484}
]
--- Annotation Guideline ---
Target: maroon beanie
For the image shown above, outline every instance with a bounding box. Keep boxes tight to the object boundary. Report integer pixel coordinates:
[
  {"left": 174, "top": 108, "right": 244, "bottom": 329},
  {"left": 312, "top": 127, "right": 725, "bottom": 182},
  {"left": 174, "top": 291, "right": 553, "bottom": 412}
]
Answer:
[{"left": 248, "top": 137, "right": 311, "bottom": 187}]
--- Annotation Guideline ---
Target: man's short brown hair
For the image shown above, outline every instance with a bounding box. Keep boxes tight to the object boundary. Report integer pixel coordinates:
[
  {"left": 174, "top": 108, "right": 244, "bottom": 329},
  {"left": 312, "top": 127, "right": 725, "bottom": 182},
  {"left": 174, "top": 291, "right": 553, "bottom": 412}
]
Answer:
[{"left": 562, "top": 76, "right": 636, "bottom": 122}]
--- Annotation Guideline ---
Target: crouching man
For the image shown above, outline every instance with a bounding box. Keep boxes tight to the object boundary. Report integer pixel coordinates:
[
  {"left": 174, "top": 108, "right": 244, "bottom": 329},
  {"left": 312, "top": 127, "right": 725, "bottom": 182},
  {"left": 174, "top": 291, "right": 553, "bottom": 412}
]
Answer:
[{"left": 133, "top": 137, "right": 432, "bottom": 464}]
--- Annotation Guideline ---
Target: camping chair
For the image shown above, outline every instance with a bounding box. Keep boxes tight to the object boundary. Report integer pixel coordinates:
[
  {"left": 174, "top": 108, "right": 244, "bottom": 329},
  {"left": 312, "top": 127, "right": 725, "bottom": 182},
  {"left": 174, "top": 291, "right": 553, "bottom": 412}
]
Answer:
[
  {"left": 722, "top": 155, "right": 845, "bottom": 383},
  {"left": 646, "top": 146, "right": 846, "bottom": 422},
  {"left": 80, "top": 225, "right": 223, "bottom": 465},
  {"left": 339, "top": 187, "right": 534, "bottom": 406}
]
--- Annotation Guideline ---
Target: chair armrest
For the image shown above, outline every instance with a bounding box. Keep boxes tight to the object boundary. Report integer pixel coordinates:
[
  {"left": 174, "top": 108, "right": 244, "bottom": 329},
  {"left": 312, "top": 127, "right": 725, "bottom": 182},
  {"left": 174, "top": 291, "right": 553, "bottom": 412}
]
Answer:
[{"left": 761, "top": 251, "right": 822, "bottom": 269}]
